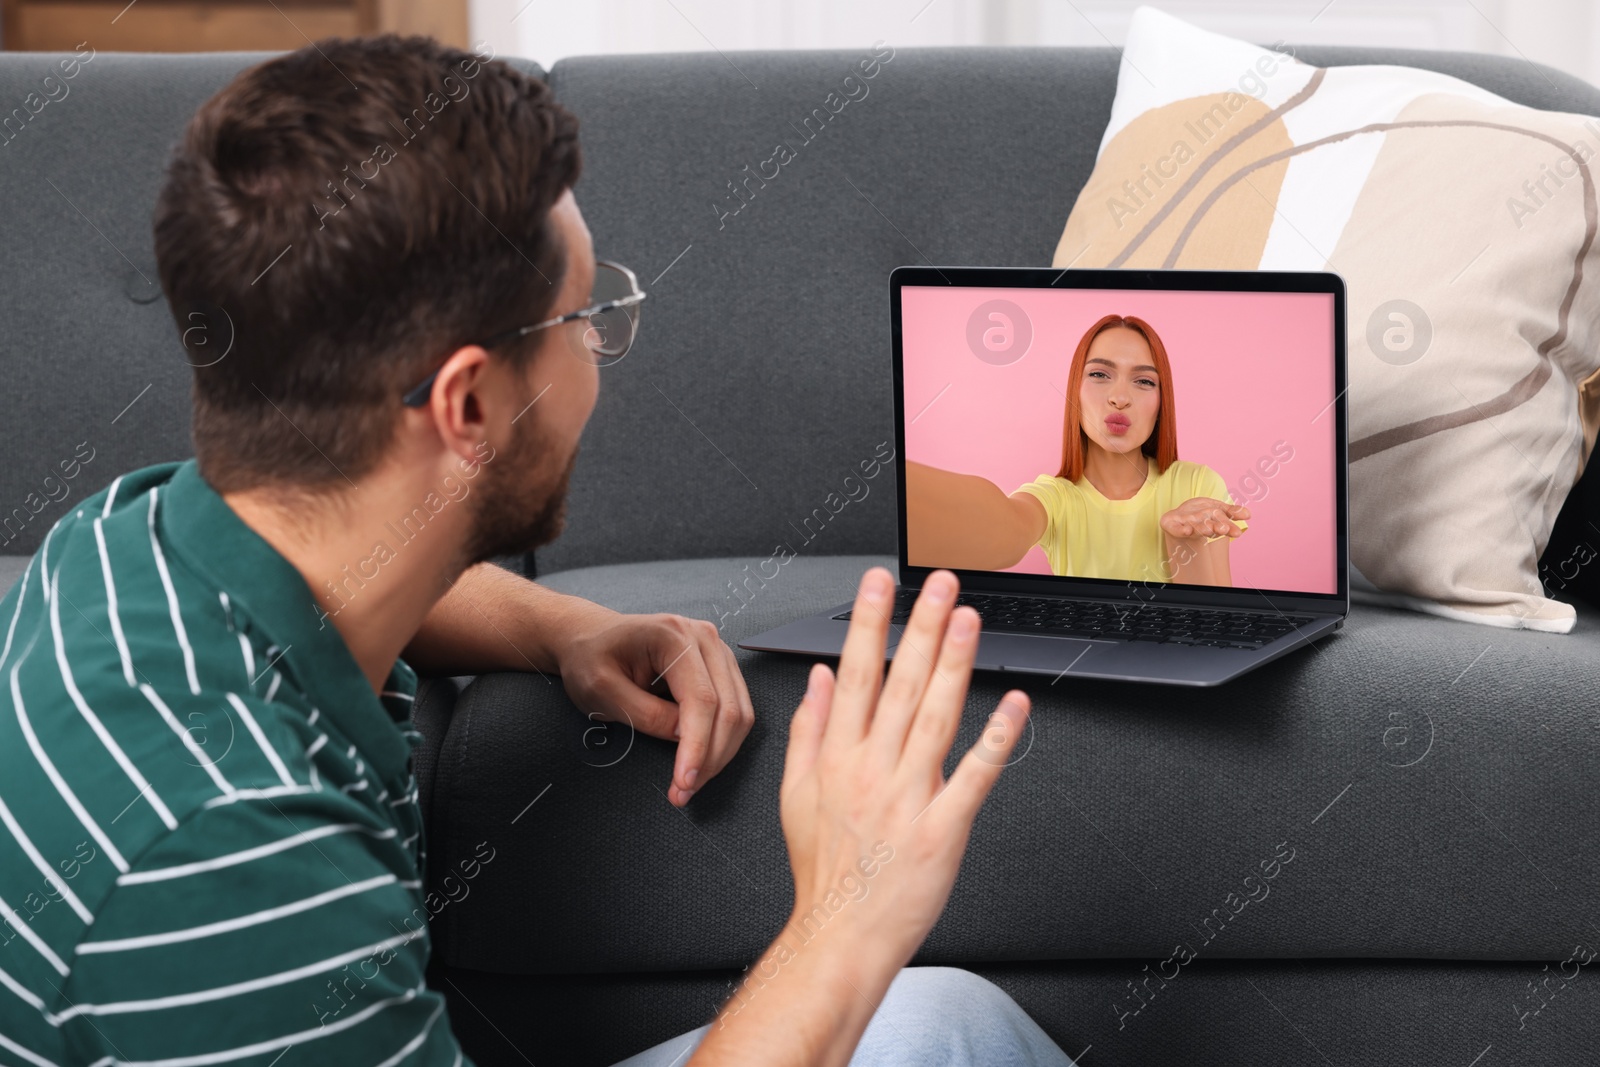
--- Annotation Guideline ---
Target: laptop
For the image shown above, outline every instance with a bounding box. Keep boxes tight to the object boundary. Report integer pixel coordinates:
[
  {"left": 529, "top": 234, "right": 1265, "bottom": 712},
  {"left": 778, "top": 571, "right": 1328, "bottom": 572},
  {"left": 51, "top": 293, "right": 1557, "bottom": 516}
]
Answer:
[{"left": 740, "top": 267, "right": 1349, "bottom": 687}]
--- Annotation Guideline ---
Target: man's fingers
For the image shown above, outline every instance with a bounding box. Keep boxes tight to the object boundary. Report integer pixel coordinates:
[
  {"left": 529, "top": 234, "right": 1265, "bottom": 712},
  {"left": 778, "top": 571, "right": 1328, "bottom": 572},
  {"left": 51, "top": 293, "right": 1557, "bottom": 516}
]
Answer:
[
  {"left": 825, "top": 567, "right": 895, "bottom": 750},
  {"left": 897, "top": 604, "right": 980, "bottom": 779},
  {"left": 584, "top": 664, "right": 681, "bottom": 731},
  {"left": 940, "top": 691, "right": 1032, "bottom": 824},
  {"left": 696, "top": 637, "right": 754, "bottom": 786},
  {"left": 872, "top": 571, "right": 957, "bottom": 760},
  {"left": 782, "top": 662, "right": 833, "bottom": 801},
  {"left": 653, "top": 631, "right": 719, "bottom": 806}
]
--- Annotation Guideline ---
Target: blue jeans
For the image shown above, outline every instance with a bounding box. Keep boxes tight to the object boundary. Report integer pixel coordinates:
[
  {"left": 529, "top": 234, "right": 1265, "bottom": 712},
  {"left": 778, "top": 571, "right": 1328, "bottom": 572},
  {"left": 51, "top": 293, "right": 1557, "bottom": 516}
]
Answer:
[{"left": 611, "top": 966, "right": 1076, "bottom": 1067}]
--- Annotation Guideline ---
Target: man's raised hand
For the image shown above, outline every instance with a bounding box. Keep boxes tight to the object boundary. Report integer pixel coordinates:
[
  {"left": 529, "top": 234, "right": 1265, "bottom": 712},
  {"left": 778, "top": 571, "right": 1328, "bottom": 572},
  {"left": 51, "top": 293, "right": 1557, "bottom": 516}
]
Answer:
[{"left": 778, "top": 566, "right": 1030, "bottom": 975}]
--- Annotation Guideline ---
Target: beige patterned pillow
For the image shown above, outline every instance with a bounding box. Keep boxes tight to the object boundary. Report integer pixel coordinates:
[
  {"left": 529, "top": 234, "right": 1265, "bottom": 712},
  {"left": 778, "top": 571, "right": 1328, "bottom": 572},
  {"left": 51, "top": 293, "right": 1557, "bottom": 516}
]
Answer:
[{"left": 1056, "top": 6, "right": 1600, "bottom": 632}]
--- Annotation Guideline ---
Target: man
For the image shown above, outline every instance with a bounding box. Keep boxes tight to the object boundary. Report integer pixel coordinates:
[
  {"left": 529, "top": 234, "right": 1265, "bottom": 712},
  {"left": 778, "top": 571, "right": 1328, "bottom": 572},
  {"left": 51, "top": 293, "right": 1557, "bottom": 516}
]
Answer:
[{"left": 0, "top": 37, "right": 1072, "bottom": 1066}]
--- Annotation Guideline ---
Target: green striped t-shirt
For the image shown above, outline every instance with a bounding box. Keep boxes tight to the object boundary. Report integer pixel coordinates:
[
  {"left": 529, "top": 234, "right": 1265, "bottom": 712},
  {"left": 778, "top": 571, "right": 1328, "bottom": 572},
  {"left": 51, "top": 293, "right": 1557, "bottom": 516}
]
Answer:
[{"left": 0, "top": 460, "right": 470, "bottom": 1065}]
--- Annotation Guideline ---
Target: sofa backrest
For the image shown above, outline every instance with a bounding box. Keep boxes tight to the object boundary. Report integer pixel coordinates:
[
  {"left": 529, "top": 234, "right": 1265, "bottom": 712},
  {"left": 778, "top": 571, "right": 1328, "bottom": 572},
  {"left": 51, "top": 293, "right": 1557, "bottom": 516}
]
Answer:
[{"left": 3, "top": 46, "right": 1597, "bottom": 570}]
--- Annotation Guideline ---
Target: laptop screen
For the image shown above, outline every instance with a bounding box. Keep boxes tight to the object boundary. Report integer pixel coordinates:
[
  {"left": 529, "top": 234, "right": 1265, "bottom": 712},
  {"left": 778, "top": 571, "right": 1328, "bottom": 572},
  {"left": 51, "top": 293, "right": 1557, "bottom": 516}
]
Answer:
[{"left": 898, "top": 281, "right": 1340, "bottom": 597}]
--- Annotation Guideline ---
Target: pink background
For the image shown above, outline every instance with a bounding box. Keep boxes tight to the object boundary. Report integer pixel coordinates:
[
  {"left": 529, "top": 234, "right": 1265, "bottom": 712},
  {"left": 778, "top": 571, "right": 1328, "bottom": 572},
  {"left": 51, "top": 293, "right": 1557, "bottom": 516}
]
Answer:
[{"left": 902, "top": 286, "right": 1338, "bottom": 593}]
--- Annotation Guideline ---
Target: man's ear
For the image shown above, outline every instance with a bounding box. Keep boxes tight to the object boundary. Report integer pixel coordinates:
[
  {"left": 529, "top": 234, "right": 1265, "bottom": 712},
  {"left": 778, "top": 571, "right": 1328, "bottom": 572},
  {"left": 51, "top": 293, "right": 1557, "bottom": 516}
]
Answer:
[{"left": 423, "top": 344, "right": 495, "bottom": 463}]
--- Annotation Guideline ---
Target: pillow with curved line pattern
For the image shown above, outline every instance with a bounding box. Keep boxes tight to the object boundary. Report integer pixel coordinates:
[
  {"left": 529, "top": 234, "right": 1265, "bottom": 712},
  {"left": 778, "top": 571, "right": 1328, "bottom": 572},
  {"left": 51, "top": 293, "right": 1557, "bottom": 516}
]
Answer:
[{"left": 1054, "top": 6, "right": 1600, "bottom": 632}]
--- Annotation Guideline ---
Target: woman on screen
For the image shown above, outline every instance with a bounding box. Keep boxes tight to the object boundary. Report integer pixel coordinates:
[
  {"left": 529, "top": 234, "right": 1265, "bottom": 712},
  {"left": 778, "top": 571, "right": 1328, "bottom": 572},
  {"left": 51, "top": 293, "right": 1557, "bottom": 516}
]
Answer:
[{"left": 905, "top": 314, "right": 1250, "bottom": 586}]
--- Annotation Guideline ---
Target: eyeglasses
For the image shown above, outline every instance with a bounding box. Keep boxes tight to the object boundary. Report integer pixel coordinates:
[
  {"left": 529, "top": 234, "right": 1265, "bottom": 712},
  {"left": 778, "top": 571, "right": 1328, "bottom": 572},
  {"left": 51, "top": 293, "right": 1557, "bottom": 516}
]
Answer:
[{"left": 402, "top": 260, "right": 646, "bottom": 407}]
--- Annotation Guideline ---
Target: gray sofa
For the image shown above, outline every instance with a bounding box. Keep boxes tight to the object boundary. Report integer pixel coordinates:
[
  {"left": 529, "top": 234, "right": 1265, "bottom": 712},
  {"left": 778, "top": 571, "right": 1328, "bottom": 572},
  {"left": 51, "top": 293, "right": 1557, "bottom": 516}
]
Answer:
[{"left": 4, "top": 42, "right": 1599, "bottom": 1067}]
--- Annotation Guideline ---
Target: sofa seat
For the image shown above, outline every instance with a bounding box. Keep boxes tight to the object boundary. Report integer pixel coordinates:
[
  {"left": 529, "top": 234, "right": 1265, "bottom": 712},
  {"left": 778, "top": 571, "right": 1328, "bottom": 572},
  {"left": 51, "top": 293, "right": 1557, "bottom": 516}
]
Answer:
[{"left": 422, "top": 554, "right": 1600, "bottom": 972}]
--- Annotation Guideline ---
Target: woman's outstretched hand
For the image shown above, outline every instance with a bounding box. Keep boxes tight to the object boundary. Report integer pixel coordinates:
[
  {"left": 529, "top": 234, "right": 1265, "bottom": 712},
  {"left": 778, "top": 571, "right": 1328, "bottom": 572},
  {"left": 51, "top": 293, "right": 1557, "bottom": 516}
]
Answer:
[{"left": 1160, "top": 496, "right": 1250, "bottom": 542}]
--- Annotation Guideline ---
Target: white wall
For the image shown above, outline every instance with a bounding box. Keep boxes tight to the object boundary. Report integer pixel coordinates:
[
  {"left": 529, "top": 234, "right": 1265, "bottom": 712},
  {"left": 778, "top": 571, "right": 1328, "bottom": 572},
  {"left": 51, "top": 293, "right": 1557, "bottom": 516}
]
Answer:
[{"left": 471, "top": 0, "right": 1600, "bottom": 89}]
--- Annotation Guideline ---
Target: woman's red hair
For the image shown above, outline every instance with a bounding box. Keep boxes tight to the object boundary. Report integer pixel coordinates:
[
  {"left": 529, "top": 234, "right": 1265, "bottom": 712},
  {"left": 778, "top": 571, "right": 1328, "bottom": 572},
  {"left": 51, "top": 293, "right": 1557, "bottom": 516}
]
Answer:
[{"left": 1056, "top": 314, "right": 1178, "bottom": 482}]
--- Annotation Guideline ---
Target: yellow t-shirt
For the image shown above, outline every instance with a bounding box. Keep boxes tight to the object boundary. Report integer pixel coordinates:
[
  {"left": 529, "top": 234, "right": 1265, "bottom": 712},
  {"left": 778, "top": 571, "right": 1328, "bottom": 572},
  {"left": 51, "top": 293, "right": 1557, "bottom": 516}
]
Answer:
[{"left": 1013, "top": 455, "right": 1245, "bottom": 582}]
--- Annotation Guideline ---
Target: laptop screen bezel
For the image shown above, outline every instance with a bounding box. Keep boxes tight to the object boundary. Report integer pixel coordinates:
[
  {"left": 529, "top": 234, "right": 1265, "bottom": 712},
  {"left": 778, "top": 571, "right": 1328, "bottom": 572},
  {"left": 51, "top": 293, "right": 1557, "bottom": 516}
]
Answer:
[{"left": 890, "top": 266, "right": 1349, "bottom": 617}]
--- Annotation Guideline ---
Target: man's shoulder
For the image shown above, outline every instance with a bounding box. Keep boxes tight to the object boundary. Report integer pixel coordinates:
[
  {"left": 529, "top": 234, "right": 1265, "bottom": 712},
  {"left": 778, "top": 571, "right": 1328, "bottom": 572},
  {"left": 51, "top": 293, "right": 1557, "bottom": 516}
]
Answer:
[
  {"left": 62, "top": 461, "right": 189, "bottom": 534},
  {"left": 12, "top": 456, "right": 305, "bottom": 775}
]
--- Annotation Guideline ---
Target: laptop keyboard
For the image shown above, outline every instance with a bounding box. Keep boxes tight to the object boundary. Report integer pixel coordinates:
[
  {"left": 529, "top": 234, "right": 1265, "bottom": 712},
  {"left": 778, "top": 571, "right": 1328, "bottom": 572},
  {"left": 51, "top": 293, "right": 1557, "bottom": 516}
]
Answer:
[{"left": 834, "top": 590, "right": 1314, "bottom": 650}]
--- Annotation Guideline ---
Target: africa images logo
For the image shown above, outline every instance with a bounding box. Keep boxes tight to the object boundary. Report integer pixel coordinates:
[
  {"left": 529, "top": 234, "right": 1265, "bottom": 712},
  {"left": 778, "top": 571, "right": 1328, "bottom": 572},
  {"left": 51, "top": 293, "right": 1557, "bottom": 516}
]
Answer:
[{"left": 965, "top": 299, "right": 1032, "bottom": 366}]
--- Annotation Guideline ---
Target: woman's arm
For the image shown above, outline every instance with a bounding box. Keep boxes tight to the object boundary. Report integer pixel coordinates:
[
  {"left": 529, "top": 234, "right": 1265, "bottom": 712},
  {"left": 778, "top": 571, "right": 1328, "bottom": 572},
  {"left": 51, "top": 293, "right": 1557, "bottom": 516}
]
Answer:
[
  {"left": 1167, "top": 534, "right": 1233, "bottom": 586},
  {"left": 904, "top": 461, "right": 1045, "bottom": 571}
]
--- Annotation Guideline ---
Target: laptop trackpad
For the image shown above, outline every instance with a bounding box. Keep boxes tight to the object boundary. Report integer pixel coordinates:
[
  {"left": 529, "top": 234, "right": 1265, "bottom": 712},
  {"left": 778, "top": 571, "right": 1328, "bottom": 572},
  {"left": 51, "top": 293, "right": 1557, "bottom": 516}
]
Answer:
[{"left": 975, "top": 632, "right": 1102, "bottom": 673}]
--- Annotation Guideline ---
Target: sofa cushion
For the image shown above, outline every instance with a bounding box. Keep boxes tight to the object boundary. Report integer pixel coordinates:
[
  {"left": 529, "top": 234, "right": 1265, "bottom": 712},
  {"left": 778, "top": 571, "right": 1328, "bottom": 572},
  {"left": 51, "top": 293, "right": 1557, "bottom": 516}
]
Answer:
[{"left": 422, "top": 555, "right": 1600, "bottom": 975}]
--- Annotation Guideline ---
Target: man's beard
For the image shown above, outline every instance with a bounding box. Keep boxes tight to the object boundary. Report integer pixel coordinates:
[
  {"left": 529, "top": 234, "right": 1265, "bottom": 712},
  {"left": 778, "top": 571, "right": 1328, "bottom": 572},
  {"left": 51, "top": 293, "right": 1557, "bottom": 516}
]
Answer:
[{"left": 462, "top": 415, "right": 578, "bottom": 567}]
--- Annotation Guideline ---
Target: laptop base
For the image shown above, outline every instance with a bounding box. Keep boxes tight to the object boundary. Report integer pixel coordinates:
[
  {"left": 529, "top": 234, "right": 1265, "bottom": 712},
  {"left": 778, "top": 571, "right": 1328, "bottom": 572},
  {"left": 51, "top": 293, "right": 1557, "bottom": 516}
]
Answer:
[{"left": 739, "top": 603, "right": 1343, "bottom": 687}]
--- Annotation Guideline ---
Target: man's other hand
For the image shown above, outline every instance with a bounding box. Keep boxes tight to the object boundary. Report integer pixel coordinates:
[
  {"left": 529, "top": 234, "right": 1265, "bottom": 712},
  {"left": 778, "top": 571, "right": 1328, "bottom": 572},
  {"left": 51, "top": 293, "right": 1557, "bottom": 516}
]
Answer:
[{"left": 555, "top": 608, "right": 754, "bottom": 806}]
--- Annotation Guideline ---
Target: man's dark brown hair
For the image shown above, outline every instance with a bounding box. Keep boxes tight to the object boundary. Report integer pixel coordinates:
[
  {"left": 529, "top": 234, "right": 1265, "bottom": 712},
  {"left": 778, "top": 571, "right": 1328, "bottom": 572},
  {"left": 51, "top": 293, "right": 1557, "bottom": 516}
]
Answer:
[{"left": 155, "top": 35, "right": 581, "bottom": 493}]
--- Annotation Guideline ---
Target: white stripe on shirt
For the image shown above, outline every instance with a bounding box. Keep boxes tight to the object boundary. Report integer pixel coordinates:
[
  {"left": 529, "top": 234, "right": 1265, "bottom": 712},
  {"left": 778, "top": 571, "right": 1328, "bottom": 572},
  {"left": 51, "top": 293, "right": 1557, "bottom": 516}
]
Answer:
[
  {"left": 147, "top": 490, "right": 200, "bottom": 695},
  {"left": 201, "top": 784, "right": 318, "bottom": 809},
  {"left": 101, "top": 474, "right": 124, "bottom": 519},
  {"left": 0, "top": 555, "right": 34, "bottom": 672},
  {"left": 11, "top": 641, "right": 130, "bottom": 873},
  {"left": 0, "top": 889, "right": 70, "bottom": 976},
  {"left": 38, "top": 523, "right": 58, "bottom": 605},
  {"left": 224, "top": 693, "right": 295, "bottom": 787},
  {"left": 0, "top": 961, "right": 47, "bottom": 1013},
  {"left": 373, "top": 997, "right": 444, "bottom": 1067},
  {"left": 83, "top": 982, "right": 426, "bottom": 1067},
  {"left": 235, "top": 632, "right": 254, "bottom": 691},
  {"left": 0, "top": 791, "right": 94, "bottom": 924},
  {"left": 118, "top": 823, "right": 396, "bottom": 885},
  {"left": 50, "top": 571, "right": 178, "bottom": 831},
  {"left": 0, "top": 1027, "right": 60, "bottom": 1067},
  {"left": 94, "top": 517, "right": 137, "bottom": 688},
  {"left": 76, "top": 874, "right": 397, "bottom": 954},
  {"left": 54, "top": 926, "right": 425, "bottom": 1019},
  {"left": 137, "top": 686, "right": 235, "bottom": 799}
]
